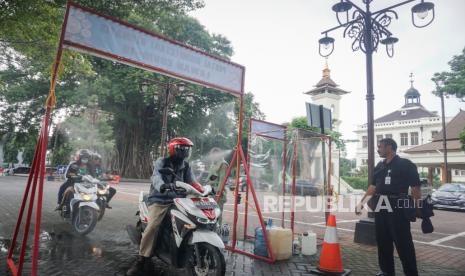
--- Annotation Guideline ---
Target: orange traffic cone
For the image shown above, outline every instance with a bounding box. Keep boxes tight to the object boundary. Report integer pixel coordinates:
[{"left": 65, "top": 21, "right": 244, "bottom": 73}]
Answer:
[{"left": 310, "top": 214, "right": 351, "bottom": 275}]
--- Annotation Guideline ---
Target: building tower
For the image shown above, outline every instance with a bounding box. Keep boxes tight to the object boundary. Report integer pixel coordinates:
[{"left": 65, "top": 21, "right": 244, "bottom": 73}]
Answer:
[{"left": 304, "top": 60, "right": 349, "bottom": 132}]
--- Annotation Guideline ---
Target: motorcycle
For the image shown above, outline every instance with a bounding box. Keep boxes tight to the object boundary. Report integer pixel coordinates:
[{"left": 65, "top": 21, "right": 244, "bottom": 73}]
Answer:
[
  {"left": 95, "top": 181, "right": 112, "bottom": 221},
  {"left": 59, "top": 175, "right": 102, "bottom": 235},
  {"left": 126, "top": 168, "right": 226, "bottom": 276}
]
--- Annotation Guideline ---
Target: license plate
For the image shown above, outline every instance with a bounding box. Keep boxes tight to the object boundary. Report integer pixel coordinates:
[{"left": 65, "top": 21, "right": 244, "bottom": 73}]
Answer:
[{"left": 194, "top": 201, "right": 217, "bottom": 209}]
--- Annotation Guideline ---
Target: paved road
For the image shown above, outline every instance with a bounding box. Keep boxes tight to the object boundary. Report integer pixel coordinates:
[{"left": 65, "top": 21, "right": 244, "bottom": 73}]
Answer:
[{"left": 1, "top": 176, "right": 465, "bottom": 275}]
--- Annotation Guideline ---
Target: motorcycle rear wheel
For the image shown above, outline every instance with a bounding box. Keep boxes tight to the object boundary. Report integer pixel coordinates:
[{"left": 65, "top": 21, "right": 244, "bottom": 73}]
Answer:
[
  {"left": 185, "top": 242, "right": 225, "bottom": 276},
  {"left": 72, "top": 206, "right": 98, "bottom": 235}
]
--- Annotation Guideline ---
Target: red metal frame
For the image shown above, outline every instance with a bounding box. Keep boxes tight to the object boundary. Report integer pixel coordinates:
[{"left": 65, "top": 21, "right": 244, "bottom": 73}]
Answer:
[
  {"left": 7, "top": 2, "right": 70, "bottom": 274},
  {"left": 243, "top": 119, "right": 252, "bottom": 239},
  {"left": 282, "top": 128, "right": 287, "bottom": 228},
  {"left": 6, "top": 2, "right": 299, "bottom": 273},
  {"left": 246, "top": 119, "right": 288, "bottom": 233},
  {"left": 291, "top": 135, "right": 297, "bottom": 234},
  {"left": 289, "top": 128, "right": 332, "bottom": 230}
]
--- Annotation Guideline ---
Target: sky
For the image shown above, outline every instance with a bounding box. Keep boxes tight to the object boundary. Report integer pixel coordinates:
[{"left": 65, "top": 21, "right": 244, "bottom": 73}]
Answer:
[{"left": 189, "top": 0, "right": 465, "bottom": 158}]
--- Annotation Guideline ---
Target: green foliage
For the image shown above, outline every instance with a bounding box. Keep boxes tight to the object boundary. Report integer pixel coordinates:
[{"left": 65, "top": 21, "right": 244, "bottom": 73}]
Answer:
[
  {"left": 432, "top": 47, "right": 465, "bottom": 149},
  {"left": 342, "top": 176, "right": 369, "bottom": 191},
  {"left": 49, "top": 127, "right": 74, "bottom": 166},
  {"left": 354, "top": 165, "right": 369, "bottom": 177},
  {"left": 2, "top": 129, "right": 38, "bottom": 165},
  {"left": 419, "top": 172, "right": 442, "bottom": 189},
  {"left": 0, "top": 0, "right": 265, "bottom": 178},
  {"left": 340, "top": 157, "right": 356, "bottom": 177},
  {"left": 432, "top": 47, "right": 465, "bottom": 100},
  {"left": 288, "top": 116, "right": 345, "bottom": 150}
]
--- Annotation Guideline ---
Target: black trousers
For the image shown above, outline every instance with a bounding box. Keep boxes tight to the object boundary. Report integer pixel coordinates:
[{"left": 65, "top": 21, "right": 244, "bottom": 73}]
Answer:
[
  {"left": 107, "top": 187, "right": 116, "bottom": 203},
  {"left": 375, "top": 205, "right": 418, "bottom": 276}
]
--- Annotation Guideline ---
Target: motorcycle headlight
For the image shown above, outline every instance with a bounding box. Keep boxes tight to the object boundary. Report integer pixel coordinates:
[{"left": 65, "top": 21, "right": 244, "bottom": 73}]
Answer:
[
  {"left": 197, "top": 217, "right": 209, "bottom": 224},
  {"left": 81, "top": 193, "right": 92, "bottom": 201}
]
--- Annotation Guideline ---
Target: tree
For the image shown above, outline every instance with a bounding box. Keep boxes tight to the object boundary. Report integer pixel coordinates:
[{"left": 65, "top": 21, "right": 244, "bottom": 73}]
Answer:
[
  {"left": 339, "top": 157, "right": 355, "bottom": 177},
  {"left": 2, "top": 129, "right": 39, "bottom": 166},
  {"left": 288, "top": 116, "right": 345, "bottom": 151},
  {"left": 0, "top": 0, "right": 247, "bottom": 178},
  {"left": 432, "top": 47, "right": 465, "bottom": 149},
  {"left": 236, "top": 92, "right": 266, "bottom": 157},
  {"left": 432, "top": 47, "right": 465, "bottom": 100}
]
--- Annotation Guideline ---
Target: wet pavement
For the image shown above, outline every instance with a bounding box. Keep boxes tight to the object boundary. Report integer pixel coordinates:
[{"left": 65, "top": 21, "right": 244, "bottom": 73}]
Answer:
[{"left": 1, "top": 176, "right": 465, "bottom": 275}]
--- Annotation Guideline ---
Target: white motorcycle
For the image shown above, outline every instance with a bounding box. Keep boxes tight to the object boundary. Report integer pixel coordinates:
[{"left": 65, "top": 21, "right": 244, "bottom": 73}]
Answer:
[
  {"left": 126, "top": 168, "right": 226, "bottom": 276},
  {"left": 60, "top": 175, "right": 102, "bottom": 235}
]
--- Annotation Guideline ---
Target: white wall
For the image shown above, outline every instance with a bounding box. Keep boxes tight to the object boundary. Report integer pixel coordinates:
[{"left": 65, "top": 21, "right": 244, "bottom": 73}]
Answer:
[{"left": 311, "top": 92, "right": 342, "bottom": 132}]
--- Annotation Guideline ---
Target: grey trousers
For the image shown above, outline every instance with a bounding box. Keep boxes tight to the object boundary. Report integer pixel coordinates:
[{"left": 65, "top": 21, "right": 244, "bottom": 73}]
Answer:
[{"left": 139, "top": 203, "right": 172, "bottom": 257}]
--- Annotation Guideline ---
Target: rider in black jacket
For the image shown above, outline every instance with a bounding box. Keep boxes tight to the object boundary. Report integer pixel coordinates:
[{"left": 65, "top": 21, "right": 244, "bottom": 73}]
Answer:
[
  {"left": 126, "top": 137, "right": 205, "bottom": 276},
  {"left": 55, "top": 149, "right": 92, "bottom": 210}
]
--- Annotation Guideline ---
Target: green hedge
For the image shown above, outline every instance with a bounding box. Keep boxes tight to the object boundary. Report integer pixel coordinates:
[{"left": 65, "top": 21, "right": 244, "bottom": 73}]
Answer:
[{"left": 342, "top": 176, "right": 369, "bottom": 191}]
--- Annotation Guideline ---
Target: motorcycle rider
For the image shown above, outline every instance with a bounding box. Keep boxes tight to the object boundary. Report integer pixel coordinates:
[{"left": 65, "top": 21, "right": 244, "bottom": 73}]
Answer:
[
  {"left": 126, "top": 137, "right": 205, "bottom": 276},
  {"left": 90, "top": 152, "right": 116, "bottom": 208},
  {"left": 55, "top": 149, "right": 92, "bottom": 211}
]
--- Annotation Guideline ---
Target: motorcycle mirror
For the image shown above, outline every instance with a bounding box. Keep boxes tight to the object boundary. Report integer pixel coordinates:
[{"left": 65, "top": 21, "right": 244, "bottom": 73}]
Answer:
[
  {"left": 209, "top": 175, "right": 218, "bottom": 181},
  {"left": 159, "top": 168, "right": 175, "bottom": 175}
]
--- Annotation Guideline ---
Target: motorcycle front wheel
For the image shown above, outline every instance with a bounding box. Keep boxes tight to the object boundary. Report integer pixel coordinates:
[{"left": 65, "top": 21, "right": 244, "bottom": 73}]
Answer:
[
  {"left": 72, "top": 206, "right": 98, "bottom": 235},
  {"left": 185, "top": 242, "right": 226, "bottom": 276},
  {"left": 97, "top": 199, "right": 106, "bottom": 221}
]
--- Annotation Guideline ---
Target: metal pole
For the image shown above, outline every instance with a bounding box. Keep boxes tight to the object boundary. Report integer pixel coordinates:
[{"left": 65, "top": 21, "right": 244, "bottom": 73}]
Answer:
[
  {"left": 319, "top": 105, "right": 329, "bottom": 223},
  {"left": 338, "top": 148, "right": 341, "bottom": 194},
  {"left": 159, "top": 83, "right": 170, "bottom": 157},
  {"left": 440, "top": 91, "right": 448, "bottom": 183},
  {"left": 364, "top": 5, "right": 376, "bottom": 217}
]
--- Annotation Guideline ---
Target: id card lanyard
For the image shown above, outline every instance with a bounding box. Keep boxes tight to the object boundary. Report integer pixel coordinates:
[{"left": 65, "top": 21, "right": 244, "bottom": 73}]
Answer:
[{"left": 385, "top": 169, "right": 392, "bottom": 185}]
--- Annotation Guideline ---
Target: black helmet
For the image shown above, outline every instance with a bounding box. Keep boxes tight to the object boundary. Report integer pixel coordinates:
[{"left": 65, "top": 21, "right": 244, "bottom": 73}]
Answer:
[
  {"left": 91, "top": 152, "right": 102, "bottom": 162},
  {"left": 76, "top": 149, "right": 91, "bottom": 163}
]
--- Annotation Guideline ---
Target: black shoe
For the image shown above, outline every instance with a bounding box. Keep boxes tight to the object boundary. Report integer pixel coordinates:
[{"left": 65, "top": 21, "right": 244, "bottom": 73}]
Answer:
[
  {"left": 126, "top": 255, "right": 145, "bottom": 276},
  {"left": 105, "top": 202, "right": 112, "bottom": 209},
  {"left": 143, "top": 257, "right": 154, "bottom": 274},
  {"left": 54, "top": 205, "right": 62, "bottom": 211}
]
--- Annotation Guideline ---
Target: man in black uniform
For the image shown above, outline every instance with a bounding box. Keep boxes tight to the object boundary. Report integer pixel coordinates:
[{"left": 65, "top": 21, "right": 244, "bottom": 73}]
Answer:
[{"left": 356, "top": 138, "right": 421, "bottom": 276}]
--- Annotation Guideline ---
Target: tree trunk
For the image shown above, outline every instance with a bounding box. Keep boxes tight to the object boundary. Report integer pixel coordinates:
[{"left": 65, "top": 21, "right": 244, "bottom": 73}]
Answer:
[{"left": 111, "top": 104, "right": 160, "bottom": 179}]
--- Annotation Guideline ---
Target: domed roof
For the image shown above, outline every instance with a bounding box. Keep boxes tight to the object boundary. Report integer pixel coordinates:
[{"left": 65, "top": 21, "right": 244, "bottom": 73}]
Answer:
[{"left": 405, "top": 87, "right": 420, "bottom": 98}]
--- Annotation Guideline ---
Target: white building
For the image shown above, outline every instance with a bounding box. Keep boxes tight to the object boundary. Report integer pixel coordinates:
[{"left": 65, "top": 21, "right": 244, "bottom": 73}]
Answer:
[
  {"left": 354, "top": 79, "right": 451, "bottom": 170},
  {"left": 304, "top": 62, "right": 349, "bottom": 132},
  {"left": 304, "top": 63, "right": 360, "bottom": 194},
  {"left": 405, "top": 110, "right": 465, "bottom": 183}
]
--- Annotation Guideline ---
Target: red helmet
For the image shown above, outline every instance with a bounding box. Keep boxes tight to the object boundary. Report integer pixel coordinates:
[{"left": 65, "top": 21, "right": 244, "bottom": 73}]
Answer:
[{"left": 167, "top": 137, "right": 194, "bottom": 159}]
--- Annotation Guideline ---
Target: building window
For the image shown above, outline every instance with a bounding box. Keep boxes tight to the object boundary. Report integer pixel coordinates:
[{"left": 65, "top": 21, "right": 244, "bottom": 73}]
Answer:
[
  {"left": 431, "top": 130, "right": 438, "bottom": 139},
  {"left": 400, "top": 133, "right": 408, "bottom": 146},
  {"left": 410, "top": 132, "right": 419, "bottom": 145},
  {"left": 362, "top": 136, "right": 368, "bottom": 148},
  {"left": 461, "top": 170, "right": 465, "bottom": 176},
  {"left": 362, "top": 159, "right": 368, "bottom": 165},
  {"left": 455, "top": 170, "right": 460, "bottom": 176},
  {"left": 385, "top": 134, "right": 392, "bottom": 139},
  {"left": 376, "top": 135, "right": 383, "bottom": 144}
]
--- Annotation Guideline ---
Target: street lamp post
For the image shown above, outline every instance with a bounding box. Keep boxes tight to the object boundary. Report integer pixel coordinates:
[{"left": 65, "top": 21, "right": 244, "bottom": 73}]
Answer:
[
  {"left": 318, "top": 0, "right": 435, "bottom": 245},
  {"left": 436, "top": 82, "right": 449, "bottom": 183}
]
